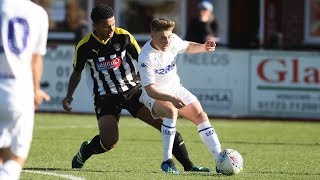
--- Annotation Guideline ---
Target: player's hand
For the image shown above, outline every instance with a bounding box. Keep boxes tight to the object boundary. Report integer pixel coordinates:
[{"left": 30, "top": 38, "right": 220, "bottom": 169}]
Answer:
[
  {"left": 171, "top": 97, "right": 186, "bottom": 109},
  {"left": 205, "top": 40, "right": 216, "bottom": 52},
  {"left": 34, "top": 89, "right": 51, "bottom": 110},
  {"left": 62, "top": 96, "right": 73, "bottom": 112}
]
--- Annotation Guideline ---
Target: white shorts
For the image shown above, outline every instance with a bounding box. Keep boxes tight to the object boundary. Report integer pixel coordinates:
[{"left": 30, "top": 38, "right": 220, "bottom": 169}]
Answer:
[
  {"left": 0, "top": 91, "right": 34, "bottom": 159},
  {"left": 139, "top": 85, "right": 198, "bottom": 118}
]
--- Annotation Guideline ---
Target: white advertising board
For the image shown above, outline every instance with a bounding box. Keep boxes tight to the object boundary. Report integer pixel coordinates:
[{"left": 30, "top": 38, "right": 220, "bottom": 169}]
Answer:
[
  {"left": 249, "top": 51, "right": 320, "bottom": 119},
  {"left": 39, "top": 45, "right": 94, "bottom": 113},
  {"left": 177, "top": 49, "right": 249, "bottom": 117}
]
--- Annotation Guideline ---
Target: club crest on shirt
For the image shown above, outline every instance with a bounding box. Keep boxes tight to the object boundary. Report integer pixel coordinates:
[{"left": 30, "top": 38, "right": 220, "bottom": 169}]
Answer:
[{"left": 113, "top": 43, "right": 121, "bottom": 51}]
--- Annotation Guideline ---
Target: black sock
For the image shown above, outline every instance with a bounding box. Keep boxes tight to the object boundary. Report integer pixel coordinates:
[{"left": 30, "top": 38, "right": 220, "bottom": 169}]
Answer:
[
  {"left": 172, "top": 131, "right": 194, "bottom": 170},
  {"left": 82, "top": 135, "right": 106, "bottom": 160}
]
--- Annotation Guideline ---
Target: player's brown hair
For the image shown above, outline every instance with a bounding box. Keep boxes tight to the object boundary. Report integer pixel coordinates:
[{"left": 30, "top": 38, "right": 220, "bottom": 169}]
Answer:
[{"left": 150, "top": 18, "right": 175, "bottom": 32}]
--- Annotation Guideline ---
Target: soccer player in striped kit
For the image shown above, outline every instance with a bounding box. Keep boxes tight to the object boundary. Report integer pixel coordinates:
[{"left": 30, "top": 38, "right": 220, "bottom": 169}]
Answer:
[
  {"left": 62, "top": 4, "right": 210, "bottom": 172},
  {"left": 0, "top": 0, "right": 50, "bottom": 179}
]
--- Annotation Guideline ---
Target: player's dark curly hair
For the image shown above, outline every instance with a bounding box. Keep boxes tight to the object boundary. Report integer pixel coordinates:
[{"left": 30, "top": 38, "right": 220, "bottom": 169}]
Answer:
[{"left": 91, "top": 4, "right": 114, "bottom": 23}]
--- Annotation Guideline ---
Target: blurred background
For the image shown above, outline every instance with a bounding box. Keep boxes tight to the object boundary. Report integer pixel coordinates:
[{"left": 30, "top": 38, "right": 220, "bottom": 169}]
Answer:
[
  {"left": 33, "top": 0, "right": 320, "bottom": 121},
  {"left": 32, "top": 0, "right": 320, "bottom": 50}
]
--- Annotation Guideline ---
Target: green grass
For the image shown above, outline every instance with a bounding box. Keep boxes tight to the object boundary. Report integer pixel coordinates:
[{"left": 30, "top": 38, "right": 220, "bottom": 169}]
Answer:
[{"left": 21, "top": 113, "right": 320, "bottom": 180}]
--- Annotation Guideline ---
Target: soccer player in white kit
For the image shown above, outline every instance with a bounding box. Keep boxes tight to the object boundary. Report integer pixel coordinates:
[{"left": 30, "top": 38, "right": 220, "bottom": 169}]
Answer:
[
  {"left": 138, "top": 18, "right": 222, "bottom": 174},
  {"left": 0, "top": 0, "right": 50, "bottom": 179}
]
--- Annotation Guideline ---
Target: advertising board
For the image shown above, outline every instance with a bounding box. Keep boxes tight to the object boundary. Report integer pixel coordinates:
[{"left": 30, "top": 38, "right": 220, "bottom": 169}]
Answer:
[{"left": 249, "top": 51, "right": 320, "bottom": 119}]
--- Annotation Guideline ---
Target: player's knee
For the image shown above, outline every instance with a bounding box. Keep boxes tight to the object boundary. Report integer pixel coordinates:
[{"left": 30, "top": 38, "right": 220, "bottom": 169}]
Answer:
[
  {"left": 199, "top": 111, "right": 208, "bottom": 120},
  {"left": 154, "top": 101, "right": 177, "bottom": 118},
  {"left": 163, "top": 105, "right": 178, "bottom": 118}
]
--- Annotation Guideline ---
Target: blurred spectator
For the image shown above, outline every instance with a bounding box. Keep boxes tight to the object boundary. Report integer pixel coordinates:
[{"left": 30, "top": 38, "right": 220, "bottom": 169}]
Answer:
[
  {"left": 311, "top": 0, "right": 320, "bottom": 36},
  {"left": 185, "top": 0, "right": 219, "bottom": 43}
]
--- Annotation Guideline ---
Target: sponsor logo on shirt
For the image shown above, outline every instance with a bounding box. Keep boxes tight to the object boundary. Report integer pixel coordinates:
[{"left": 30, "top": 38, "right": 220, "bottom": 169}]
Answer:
[
  {"left": 96, "top": 56, "right": 122, "bottom": 71},
  {"left": 154, "top": 64, "right": 175, "bottom": 74},
  {"left": 140, "top": 63, "right": 147, "bottom": 67}
]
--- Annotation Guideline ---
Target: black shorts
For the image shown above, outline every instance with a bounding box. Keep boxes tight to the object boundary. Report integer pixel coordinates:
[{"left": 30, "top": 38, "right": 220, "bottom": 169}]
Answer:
[{"left": 94, "top": 84, "right": 144, "bottom": 120}]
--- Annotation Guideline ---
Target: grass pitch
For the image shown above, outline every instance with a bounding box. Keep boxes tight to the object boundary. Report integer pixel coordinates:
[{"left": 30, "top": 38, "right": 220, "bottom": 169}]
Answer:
[{"left": 21, "top": 113, "right": 320, "bottom": 180}]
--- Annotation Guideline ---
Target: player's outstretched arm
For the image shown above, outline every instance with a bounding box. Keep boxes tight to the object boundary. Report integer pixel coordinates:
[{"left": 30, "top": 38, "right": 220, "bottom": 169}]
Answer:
[
  {"left": 62, "top": 69, "right": 82, "bottom": 112},
  {"left": 185, "top": 40, "right": 216, "bottom": 54}
]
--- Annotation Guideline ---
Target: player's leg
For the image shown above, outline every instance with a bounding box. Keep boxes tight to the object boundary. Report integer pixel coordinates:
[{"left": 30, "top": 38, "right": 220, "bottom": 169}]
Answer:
[
  {"left": 179, "top": 101, "right": 222, "bottom": 162},
  {"left": 137, "top": 91, "right": 180, "bottom": 174},
  {"left": 177, "top": 87, "right": 222, "bottom": 162},
  {"left": 0, "top": 103, "right": 33, "bottom": 180},
  {"left": 72, "top": 114, "right": 119, "bottom": 167},
  {"left": 136, "top": 106, "right": 179, "bottom": 159},
  {"left": 72, "top": 96, "right": 120, "bottom": 168},
  {"left": 153, "top": 100, "right": 181, "bottom": 174},
  {"left": 138, "top": 91, "right": 178, "bottom": 162},
  {"left": 135, "top": 106, "right": 210, "bottom": 172},
  {"left": 0, "top": 149, "right": 3, "bottom": 165},
  {"left": 0, "top": 148, "right": 25, "bottom": 180}
]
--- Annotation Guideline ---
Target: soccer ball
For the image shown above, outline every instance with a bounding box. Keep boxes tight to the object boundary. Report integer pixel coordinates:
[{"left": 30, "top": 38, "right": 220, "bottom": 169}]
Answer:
[{"left": 216, "top": 149, "right": 243, "bottom": 175}]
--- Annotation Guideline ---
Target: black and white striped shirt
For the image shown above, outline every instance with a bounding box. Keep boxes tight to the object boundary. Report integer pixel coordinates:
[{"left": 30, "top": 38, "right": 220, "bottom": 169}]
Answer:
[{"left": 73, "top": 28, "right": 140, "bottom": 96}]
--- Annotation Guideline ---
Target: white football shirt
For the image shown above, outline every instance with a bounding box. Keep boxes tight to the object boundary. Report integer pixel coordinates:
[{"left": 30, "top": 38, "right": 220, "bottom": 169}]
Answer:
[
  {"left": 0, "top": 0, "right": 48, "bottom": 102},
  {"left": 138, "top": 33, "right": 189, "bottom": 94}
]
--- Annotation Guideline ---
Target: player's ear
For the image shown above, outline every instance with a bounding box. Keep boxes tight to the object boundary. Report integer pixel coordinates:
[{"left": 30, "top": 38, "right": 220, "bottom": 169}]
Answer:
[{"left": 92, "top": 22, "right": 98, "bottom": 29}]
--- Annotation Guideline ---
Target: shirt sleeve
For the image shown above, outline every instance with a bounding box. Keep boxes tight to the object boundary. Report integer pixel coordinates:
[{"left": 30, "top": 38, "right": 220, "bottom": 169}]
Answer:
[
  {"left": 172, "top": 33, "right": 189, "bottom": 54},
  {"left": 73, "top": 44, "right": 86, "bottom": 71},
  {"left": 33, "top": 7, "right": 48, "bottom": 55},
  {"left": 127, "top": 32, "right": 141, "bottom": 61},
  {"left": 137, "top": 52, "right": 155, "bottom": 87}
]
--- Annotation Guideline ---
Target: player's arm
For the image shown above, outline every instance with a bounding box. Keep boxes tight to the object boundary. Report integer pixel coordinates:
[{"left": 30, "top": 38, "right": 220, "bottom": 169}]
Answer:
[
  {"left": 62, "top": 69, "right": 82, "bottom": 112},
  {"left": 128, "top": 32, "right": 141, "bottom": 59},
  {"left": 62, "top": 45, "right": 85, "bottom": 112},
  {"left": 127, "top": 32, "right": 141, "bottom": 81},
  {"left": 32, "top": 54, "right": 50, "bottom": 109},
  {"left": 185, "top": 40, "right": 216, "bottom": 53},
  {"left": 144, "top": 84, "right": 186, "bottom": 109},
  {"left": 32, "top": 8, "right": 50, "bottom": 110},
  {"left": 32, "top": 54, "right": 42, "bottom": 97}
]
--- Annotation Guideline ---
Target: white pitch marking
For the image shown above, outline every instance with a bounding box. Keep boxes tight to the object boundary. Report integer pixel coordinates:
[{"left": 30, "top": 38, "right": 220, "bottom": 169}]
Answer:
[{"left": 23, "top": 170, "right": 86, "bottom": 180}]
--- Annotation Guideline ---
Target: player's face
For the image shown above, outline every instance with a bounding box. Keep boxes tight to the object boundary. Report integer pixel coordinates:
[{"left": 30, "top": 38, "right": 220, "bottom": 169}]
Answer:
[
  {"left": 151, "top": 30, "right": 173, "bottom": 51},
  {"left": 93, "top": 16, "right": 115, "bottom": 40},
  {"left": 199, "top": 9, "right": 212, "bottom": 22}
]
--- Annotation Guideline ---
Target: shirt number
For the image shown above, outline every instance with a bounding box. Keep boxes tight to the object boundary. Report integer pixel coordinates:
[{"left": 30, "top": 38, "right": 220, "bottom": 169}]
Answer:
[{"left": 0, "top": 17, "right": 30, "bottom": 55}]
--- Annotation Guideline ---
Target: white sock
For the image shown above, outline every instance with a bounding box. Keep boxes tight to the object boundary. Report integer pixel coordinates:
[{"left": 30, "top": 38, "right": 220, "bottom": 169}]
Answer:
[
  {"left": 198, "top": 121, "right": 222, "bottom": 162},
  {"left": 161, "top": 118, "right": 176, "bottom": 161},
  {"left": 0, "top": 160, "right": 22, "bottom": 180}
]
